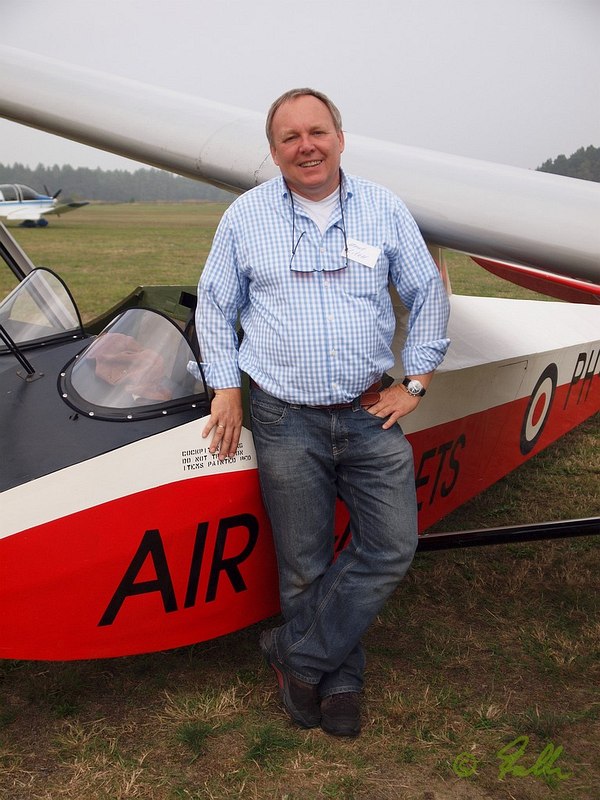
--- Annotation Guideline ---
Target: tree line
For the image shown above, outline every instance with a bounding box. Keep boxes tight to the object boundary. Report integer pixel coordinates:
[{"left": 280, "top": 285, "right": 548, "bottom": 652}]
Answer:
[
  {"left": 0, "top": 162, "right": 235, "bottom": 202},
  {"left": 2, "top": 144, "right": 598, "bottom": 201},
  {"left": 536, "top": 145, "right": 599, "bottom": 182}
]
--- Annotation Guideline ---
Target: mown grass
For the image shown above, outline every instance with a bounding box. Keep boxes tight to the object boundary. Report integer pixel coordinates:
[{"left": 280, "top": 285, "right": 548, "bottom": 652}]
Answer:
[
  {"left": 2, "top": 202, "right": 227, "bottom": 320},
  {"left": 1, "top": 203, "right": 598, "bottom": 799}
]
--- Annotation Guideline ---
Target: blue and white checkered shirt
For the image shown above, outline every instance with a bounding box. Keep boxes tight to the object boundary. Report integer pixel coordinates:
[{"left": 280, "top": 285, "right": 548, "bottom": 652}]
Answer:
[{"left": 197, "top": 172, "right": 450, "bottom": 405}]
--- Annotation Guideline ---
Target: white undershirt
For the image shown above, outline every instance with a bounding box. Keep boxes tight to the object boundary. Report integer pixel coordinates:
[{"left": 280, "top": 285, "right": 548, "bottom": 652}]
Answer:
[{"left": 292, "top": 188, "right": 339, "bottom": 235}]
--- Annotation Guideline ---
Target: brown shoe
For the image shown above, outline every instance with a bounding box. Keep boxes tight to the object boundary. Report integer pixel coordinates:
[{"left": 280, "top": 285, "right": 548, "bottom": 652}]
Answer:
[
  {"left": 259, "top": 629, "right": 321, "bottom": 728},
  {"left": 320, "top": 692, "right": 361, "bottom": 737}
]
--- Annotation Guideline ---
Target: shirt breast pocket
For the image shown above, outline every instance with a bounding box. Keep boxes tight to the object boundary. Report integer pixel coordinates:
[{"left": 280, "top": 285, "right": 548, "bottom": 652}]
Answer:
[{"left": 341, "top": 259, "right": 387, "bottom": 299}]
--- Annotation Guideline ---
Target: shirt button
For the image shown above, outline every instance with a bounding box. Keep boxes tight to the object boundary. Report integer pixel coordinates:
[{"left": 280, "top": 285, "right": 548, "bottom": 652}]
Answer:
[{"left": 330, "top": 349, "right": 337, "bottom": 356}]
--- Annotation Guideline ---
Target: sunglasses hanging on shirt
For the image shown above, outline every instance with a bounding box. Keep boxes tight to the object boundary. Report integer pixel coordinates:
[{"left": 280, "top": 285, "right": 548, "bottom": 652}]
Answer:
[{"left": 287, "top": 173, "right": 348, "bottom": 271}]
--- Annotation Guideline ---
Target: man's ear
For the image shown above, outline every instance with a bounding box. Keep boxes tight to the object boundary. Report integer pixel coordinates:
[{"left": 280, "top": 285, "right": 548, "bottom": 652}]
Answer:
[{"left": 270, "top": 145, "right": 279, "bottom": 167}]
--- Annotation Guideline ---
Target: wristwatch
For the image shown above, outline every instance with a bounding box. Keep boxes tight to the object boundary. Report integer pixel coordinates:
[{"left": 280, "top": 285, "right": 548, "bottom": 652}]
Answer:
[{"left": 402, "top": 377, "right": 426, "bottom": 397}]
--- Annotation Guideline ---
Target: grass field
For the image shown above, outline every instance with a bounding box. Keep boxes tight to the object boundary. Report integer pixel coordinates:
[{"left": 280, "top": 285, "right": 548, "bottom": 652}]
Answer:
[{"left": 1, "top": 204, "right": 598, "bottom": 800}]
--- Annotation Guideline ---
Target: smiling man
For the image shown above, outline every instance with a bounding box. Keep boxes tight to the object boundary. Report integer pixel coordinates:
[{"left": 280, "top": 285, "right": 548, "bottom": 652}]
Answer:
[
  {"left": 266, "top": 92, "right": 345, "bottom": 201},
  {"left": 197, "top": 88, "right": 450, "bottom": 737}
]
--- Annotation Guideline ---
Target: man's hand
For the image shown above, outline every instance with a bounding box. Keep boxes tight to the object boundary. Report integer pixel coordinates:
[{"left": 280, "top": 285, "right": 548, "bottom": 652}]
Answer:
[
  {"left": 365, "top": 384, "right": 420, "bottom": 428},
  {"left": 365, "top": 372, "right": 434, "bottom": 428},
  {"left": 202, "top": 387, "right": 243, "bottom": 460}
]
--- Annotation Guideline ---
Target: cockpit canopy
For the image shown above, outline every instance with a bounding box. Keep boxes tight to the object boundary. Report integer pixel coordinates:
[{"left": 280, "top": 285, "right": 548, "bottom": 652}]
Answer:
[
  {"left": 0, "top": 184, "right": 41, "bottom": 201},
  {"left": 60, "top": 307, "right": 208, "bottom": 420},
  {"left": 0, "top": 267, "right": 84, "bottom": 349},
  {"left": 0, "top": 266, "right": 207, "bottom": 420}
]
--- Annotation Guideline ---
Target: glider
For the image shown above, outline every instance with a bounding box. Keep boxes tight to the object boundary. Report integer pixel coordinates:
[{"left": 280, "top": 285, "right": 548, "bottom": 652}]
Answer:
[{"left": 0, "top": 46, "right": 598, "bottom": 660}]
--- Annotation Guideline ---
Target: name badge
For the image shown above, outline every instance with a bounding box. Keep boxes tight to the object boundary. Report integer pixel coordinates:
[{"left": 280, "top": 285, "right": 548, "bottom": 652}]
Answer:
[{"left": 344, "top": 238, "right": 381, "bottom": 269}]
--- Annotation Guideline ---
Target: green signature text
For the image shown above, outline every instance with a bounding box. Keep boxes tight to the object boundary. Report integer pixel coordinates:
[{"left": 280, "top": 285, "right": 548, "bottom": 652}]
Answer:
[
  {"left": 496, "top": 735, "right": 572, "bottom": 782},
  {"left": 452, "top": 734, "right": 573, "bottom": 782}
]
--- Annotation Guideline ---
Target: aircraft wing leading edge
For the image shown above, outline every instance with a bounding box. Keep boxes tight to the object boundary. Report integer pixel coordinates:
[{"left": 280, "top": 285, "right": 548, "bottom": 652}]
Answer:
[{"left": 0, "top": 45, "right": 598, "bottom": 286}]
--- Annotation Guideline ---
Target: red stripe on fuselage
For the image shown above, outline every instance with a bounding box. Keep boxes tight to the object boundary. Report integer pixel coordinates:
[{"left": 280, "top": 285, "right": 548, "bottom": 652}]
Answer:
[
  {"left": 413, "top": 377, "right": 598, "bottom": 529},
  {"left": 0, "top": 372, "right": 596, "bottom": 660},
  {"left": 0, "top": 470, "right": 279, "bottom": 660}
]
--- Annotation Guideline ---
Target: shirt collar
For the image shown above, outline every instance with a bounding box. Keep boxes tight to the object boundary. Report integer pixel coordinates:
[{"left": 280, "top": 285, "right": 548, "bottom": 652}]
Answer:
[{"left": 279, "top": 169, "right": 354, "bottom": 205}]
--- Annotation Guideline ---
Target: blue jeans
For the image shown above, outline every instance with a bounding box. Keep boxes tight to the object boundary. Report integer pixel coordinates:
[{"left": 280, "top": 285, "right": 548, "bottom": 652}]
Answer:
[{"left": 250, "top": 384, "right": 418, "bottom": 698}]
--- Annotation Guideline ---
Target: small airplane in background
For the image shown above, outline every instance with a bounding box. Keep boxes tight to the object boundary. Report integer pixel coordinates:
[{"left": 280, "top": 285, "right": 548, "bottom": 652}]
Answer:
[{"left": 0, "top": 182, "right": 88, "bottom": 226}]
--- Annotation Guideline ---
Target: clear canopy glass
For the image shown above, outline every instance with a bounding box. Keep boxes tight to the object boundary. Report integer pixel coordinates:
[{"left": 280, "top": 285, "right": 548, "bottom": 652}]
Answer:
[
  {"left": 0, "top": 268, "right": 83, "bottom": 349},
  {"left": 63, "top": 307, "right": 207, "bottom": 418}
]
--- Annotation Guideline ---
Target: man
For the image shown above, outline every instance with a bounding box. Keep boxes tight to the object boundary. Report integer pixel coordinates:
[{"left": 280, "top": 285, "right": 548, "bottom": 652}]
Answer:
[{"left": 197, "top": 88, "right": 450, "bottom": 737}]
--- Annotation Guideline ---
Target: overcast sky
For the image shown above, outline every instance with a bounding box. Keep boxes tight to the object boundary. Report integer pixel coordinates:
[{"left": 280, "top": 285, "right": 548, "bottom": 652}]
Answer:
[{"left": 1, "top": 0, "right": 598, "bottom": 173}]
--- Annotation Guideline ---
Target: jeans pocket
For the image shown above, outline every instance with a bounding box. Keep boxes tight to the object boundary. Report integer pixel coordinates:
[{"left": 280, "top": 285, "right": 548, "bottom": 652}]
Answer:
[
  {"left": 357, "top": 405, "right": 404, "bottom": 434},
  {"left": 250, "top": 394, "right": 288, "bottom": 425}
]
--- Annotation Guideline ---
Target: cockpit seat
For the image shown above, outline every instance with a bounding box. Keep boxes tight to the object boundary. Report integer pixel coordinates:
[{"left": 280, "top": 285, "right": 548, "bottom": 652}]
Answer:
[{"left": 92, "top": 332, "right": 172, "bottom": 402}]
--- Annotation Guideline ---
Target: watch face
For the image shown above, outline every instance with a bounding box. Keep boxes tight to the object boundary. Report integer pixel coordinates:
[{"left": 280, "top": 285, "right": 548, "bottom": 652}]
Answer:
[{"left": 403, "top": 378, "right": 425, "bottom": 396}]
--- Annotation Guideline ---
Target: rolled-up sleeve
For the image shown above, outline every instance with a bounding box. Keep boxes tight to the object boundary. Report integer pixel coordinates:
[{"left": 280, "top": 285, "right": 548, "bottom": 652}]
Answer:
[
  {"left": 196, "top": 215, "right": 247, "bottom": 389},
  {"left": 390, "top": 205, "right": 450, "bottom": 374}
]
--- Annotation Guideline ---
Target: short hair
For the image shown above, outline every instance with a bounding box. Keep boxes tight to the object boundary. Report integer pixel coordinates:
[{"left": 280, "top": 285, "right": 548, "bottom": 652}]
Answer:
[{"left": 265, "top": 88, "right": 343, "bottom": 146}]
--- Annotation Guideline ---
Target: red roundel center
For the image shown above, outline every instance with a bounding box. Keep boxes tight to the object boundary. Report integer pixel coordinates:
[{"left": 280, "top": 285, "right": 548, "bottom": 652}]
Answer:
[{"left": 531, "top": 392, "right": 547, "bottom": 427}]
